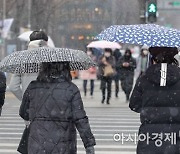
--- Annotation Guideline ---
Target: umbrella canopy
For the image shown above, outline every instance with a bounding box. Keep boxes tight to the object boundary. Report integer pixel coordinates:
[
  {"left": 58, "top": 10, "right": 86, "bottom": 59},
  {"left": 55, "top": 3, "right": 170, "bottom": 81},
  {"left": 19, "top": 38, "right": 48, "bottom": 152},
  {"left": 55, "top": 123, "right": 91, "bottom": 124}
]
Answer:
[
  {"left": 96, "top": 24, "right": 180, "bottom": 47},
  {"left": 87, "top": 40, "right": 121, "bottom": 49},
  {"left": 18, "top": 31, "right": 55, "bottom": 47},
  {"left": 0, "top": 47, "right": 96, "bottom": 74}
]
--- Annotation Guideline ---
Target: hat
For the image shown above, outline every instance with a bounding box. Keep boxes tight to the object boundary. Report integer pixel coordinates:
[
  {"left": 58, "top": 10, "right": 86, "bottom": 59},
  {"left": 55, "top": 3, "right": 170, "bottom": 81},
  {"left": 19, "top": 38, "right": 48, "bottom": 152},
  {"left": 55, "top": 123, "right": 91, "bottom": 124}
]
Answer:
[
  {"left": 149, "top": 47, "right": 178, "bottom": 58},
  {"left": 30, "top": 30, "right": 48, "bottom": 42}
]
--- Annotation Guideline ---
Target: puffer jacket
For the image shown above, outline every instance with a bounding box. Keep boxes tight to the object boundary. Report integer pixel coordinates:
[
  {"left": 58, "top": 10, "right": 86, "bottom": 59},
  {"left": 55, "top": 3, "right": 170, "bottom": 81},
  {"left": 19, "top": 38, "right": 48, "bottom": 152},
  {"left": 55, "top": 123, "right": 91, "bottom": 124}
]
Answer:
[
  {"left": 19, "top": 77, "right": 96, "bottom": 154},
  {"left": 129, "top": 64, "right": 180, "bottom": 154},
  {"left": 117, "top": 55, "right": 136, "bottom": 80}
]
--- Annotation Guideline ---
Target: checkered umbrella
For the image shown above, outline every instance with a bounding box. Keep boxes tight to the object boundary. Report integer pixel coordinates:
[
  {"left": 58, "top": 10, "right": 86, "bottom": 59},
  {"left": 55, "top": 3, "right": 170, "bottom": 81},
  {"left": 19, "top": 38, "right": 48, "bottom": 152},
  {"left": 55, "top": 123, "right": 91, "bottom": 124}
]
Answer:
[
  {"left": 96, "top": 24, "right": 180, "bottom": 47},
  {"left": 0, "top": 47, "right": 96, "bottom": 73}
]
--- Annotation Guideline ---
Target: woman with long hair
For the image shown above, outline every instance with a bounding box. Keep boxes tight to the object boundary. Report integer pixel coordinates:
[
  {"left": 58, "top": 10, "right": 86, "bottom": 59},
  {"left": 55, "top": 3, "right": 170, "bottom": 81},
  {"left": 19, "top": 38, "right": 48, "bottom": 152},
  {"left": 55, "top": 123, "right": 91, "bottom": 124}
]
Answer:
[
  {"left": 19, "top": 62, "right": 96, "bottom": 154},
  {"left": 129, "top": 47, "right": 180, "bottom": 154}
]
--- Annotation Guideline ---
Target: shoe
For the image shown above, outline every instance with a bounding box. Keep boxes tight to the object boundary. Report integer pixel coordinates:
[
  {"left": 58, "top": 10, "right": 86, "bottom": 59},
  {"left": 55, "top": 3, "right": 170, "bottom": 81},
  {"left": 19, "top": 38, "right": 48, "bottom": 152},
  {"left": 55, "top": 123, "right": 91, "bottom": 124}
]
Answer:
[
  {"left": 101, "top": 98, "right": 105, "bottom": 104},
  {"left": 115, "top": 93, "right": 118, "bottom": 98},
  {"left": 106, "top": 99, "right": 110, "bottom": 104}
]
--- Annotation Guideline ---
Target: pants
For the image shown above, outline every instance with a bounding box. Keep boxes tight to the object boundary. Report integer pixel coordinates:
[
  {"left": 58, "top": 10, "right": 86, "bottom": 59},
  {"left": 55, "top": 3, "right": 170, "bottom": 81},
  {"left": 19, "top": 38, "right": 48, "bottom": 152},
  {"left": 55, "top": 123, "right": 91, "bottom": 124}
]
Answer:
[
  {"left": 100, "top": 77, "right": 112, "bottom": 100},
  {"left": 83, "top": 80, "right": 94, "bottom": 96},
  {"left": 120, "top": 73, "right": 134, "bottom": 100},
  {"left": 114, "top": 78, "right": 119, "bottom": 96}
]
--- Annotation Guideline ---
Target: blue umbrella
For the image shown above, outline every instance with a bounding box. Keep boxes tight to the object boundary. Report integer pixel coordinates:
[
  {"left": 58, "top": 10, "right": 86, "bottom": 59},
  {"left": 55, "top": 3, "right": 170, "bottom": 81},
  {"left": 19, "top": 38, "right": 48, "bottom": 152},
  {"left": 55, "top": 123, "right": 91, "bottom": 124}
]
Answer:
[{"left": 96, "top": 24, "right": 180, "bottom": 47}]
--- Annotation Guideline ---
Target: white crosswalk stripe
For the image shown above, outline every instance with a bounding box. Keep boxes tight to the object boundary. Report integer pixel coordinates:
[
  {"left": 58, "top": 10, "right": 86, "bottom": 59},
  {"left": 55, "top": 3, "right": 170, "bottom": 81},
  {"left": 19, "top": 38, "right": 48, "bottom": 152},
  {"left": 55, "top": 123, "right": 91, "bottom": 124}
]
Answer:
[{"left": 0, "top": 107, "right": 140, "bottom": 154}]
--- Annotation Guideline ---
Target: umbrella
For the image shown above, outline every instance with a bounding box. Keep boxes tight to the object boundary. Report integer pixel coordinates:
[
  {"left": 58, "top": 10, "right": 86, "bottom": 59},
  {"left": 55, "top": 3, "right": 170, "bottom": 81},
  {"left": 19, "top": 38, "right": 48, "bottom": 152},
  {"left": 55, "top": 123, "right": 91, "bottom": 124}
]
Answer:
[
  {"left": 96, "top": 24, "right": 180, "bottom": 47},
  {"left": 18, "top": 31, "right": 55, "bottom": 47},
  {"left": 87, "top": 40, "right": 121, "bottom": 49},
  {"left": 0, "top": 47, "right": 96, "bottom": 74}
]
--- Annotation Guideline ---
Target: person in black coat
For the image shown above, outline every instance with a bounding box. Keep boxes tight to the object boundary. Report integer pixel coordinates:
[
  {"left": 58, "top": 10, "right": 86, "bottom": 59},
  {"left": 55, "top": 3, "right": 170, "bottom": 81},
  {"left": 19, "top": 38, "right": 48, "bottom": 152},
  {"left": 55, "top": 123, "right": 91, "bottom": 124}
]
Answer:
[
  {"left": 0, "top": 72, "right": 6, "bottom": 116},
  {"left": 19, "top": 62, "right": 96, "bottom": 154},
  {"left": 117, "top": 49, "right": 136, "bottom": 102},
  {"left": 113, "top": 49, "right": 122, "bottom": 98},
  {"left": 98, "top": 48, "right": 116, "bottom": 104},
  {"left": 129, "top": 47, "right": 180, "bottom": 154}
]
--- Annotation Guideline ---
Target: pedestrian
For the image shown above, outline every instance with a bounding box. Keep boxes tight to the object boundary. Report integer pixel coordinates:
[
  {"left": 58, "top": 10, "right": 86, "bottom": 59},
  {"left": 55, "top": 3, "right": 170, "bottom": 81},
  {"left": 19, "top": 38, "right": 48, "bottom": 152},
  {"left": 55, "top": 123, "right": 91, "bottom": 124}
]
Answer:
[
  {"left": 98, "top": 48, "right": 116, "bottom": 104},
  {"left": 0, "top": 71, "right": 6, "bottom": 116},
  {"left": 129, "top": 47, "right": 180, "bottom": 154},
  {"left": 80, "top": 49, "right": 97, "bottom": 97},
  {"left": 113, "top": 49, "right": 122, "bottom": 98},
  {"left": 136, "top": 46, "right": 149, "bottom": 78},
  {"left": 117, "top": 49, "right": 136, "bottom": 102},
  {"left": 9, "top": 30, "right": 48, "bottom": 101},
  {"left": 19, "top": 62, "right": 96, "bottom": 154}
]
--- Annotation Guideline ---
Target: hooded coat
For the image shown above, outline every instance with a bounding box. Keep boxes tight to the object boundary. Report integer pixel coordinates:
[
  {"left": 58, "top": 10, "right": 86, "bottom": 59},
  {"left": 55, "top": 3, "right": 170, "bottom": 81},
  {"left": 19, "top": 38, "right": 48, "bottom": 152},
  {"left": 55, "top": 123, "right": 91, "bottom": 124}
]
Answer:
[
  {"left": 129, "top": 64, "right": 180, "bottom": 154},
  {"left": 19, "top": 77, "right": 96, "bottom": 154},
  {"left": 117, "top": 55, "right": 136, "bottom": 80},
  {"left": 117, "top": 55, "right": 136, "bottom": 96}
]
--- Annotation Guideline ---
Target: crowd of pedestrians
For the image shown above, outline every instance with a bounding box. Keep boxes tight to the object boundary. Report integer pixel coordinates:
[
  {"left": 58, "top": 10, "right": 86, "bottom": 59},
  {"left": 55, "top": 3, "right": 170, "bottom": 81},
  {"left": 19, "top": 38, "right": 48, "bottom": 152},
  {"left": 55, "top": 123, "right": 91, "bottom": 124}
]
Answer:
[
  {"left": 80, "top": 46, "right": 139, "bottom": 104},
  {"left": 0, "top": 28, "right": 180, "bottom": 154}
]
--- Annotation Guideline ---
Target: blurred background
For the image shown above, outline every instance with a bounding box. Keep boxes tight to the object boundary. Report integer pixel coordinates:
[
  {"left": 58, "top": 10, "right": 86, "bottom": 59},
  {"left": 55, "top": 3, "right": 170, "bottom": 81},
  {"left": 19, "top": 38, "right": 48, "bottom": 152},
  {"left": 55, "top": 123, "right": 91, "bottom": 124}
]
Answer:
[{"left": 0, "top": 0, "right": 180, "bottom": 59}]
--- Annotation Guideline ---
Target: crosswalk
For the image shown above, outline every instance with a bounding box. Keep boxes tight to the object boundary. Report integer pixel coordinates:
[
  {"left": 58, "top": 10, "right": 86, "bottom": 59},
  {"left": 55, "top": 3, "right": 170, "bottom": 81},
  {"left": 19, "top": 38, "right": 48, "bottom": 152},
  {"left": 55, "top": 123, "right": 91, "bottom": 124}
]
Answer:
[{"left": 0, "top": 93, "right": 140, "bottom": 154}]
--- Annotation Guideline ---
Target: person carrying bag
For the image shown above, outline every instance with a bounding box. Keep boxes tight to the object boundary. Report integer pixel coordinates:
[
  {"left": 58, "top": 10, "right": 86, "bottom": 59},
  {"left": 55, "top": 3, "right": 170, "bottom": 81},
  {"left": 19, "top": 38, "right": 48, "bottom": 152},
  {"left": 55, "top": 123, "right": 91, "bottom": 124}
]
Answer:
[{"left": 98, "top": 48, "right": 116, "bottom": 104}]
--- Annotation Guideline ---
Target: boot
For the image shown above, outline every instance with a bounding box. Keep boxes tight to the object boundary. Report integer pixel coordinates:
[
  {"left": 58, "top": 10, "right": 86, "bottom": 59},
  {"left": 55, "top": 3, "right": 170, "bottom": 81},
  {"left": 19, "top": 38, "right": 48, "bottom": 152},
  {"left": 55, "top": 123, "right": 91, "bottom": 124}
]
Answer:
[
  {"left": 115, "top": 92, "right": 118, "bottom": 98},
  {"left": 106, "top": 98, "right": 110, "bottom": 104},
  {"left": 101, "top": 97, "right": 105, "bottom": 104},
  {"left": 101, "top": 88, "right": 106, "bottom": 104}
]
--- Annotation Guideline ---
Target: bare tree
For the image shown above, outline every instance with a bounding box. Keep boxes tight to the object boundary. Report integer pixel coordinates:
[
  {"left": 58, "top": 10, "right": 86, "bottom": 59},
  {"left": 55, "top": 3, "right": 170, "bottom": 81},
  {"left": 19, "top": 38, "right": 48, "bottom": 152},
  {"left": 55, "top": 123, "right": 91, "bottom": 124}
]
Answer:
[
  {"left": 30, "top": 0, "right": 72, "bottom": 32},
  {"left": 113, "top": 0, "right": 140, "bottom": 25}
]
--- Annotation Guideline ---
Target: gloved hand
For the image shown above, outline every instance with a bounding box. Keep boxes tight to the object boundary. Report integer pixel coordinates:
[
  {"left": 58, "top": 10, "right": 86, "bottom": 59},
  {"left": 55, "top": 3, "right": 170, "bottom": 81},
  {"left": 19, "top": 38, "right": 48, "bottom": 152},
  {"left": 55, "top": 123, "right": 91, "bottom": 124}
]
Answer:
[{"left": 86, "top": 146, "right": 95, "bottom": 154}]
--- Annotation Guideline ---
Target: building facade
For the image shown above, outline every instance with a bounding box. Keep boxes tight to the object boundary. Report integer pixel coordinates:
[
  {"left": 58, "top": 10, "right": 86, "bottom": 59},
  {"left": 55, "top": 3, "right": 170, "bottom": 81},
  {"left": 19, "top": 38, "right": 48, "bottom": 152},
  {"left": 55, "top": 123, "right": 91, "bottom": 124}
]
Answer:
[{"left": 57, "top": 0, "right": 112, "bottom": 50}]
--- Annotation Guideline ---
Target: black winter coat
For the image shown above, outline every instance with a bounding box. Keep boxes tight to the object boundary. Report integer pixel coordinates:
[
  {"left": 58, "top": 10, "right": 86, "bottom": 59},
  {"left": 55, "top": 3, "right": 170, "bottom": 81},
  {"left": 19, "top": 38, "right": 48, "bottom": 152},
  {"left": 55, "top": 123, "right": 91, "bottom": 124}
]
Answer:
[
  {"left": 0, "top": 72, "right": 6, "bottom": 108},
  {"left": 117, "top": 56, "right": 136, "bottom": 80},
  {"left": 19, "top": 78, "right": 96, "bottom": 154},
  {"left": 129, "top": 64, "right": 180, "bottom": 154}
]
